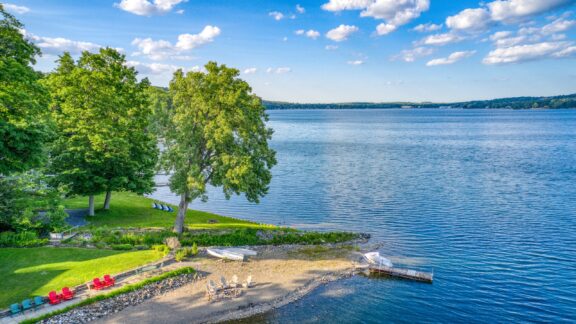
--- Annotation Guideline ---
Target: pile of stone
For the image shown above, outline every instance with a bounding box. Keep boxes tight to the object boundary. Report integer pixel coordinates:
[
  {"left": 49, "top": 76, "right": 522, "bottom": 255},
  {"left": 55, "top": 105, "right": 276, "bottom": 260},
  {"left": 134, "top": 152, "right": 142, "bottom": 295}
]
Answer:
[{"left": 40, "top": 271, "right": 201, "bottom": 324}]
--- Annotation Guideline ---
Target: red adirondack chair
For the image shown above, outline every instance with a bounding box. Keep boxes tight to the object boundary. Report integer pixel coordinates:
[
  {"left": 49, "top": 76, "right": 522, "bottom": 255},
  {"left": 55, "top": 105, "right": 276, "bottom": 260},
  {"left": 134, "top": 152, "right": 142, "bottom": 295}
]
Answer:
[
  {"left": 48, "top": 291, "right": 61, "bottom": 305},
  {"left": 92, "top": 278, "right": 105, "bottom": 290},
  {"left": 103, "top": 275, "right": 115, "bottom": 287},
  {"left": 61, "top": 287, "right": 74, "bottom": 300}
]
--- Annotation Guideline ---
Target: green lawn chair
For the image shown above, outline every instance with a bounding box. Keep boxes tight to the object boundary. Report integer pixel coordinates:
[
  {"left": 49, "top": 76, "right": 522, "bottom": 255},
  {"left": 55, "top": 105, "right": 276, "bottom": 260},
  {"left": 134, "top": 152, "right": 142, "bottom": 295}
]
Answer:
[
  {"left": 22, "top": 299, "right": 33, "bottom": 312},
  {"left": 34, "top": 296, "right": 46, "bottom": 308},
  {"left": 10, "top": 303, "right": 21, "bottom": 317}
]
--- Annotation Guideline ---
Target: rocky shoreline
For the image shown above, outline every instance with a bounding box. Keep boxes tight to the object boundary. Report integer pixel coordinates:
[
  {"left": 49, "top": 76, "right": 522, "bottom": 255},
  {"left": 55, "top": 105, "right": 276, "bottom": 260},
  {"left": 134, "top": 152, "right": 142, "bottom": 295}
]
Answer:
[{"left": 39, "top": 272, "right": 201, "bottom": 324}]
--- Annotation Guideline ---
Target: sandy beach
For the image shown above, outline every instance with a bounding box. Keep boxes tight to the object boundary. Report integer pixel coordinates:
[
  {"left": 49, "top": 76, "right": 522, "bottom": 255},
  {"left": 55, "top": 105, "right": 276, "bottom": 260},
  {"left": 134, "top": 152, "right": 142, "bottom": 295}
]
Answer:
[{"left": 94, "top": 244, "right": 363, "bottom": 323}]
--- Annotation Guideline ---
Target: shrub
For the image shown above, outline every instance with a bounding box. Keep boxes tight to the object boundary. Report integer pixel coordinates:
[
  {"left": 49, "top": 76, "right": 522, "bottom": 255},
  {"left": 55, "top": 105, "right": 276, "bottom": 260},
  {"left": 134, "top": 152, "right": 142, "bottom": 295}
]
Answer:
[
  {"left": 175, "top": 247, "right": 195, "bottom": 262},
  {"left": 0, "top": 231, "right": 48, "bottom": 247},
  {"left": 191, "top": 242, "right": 198, "bottom": 256},
  {"left": 110, "top": 243, "right": 133, "bottom": 250},
  {"left": 134, "top": 244, "right": 149, "bottom": 250},
  {"left": 151, "top": 244, "right": 170, "bottom": 256}
]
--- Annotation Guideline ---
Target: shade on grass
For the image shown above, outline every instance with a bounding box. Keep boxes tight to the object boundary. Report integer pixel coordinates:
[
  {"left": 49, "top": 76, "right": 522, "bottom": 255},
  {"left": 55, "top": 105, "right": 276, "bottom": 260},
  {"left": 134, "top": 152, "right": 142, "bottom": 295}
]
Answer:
[
  {"left": 0, "top": 247, "right": 164, "bottom": 309},
  {"left": 64, "top": 192, "right": 274, "bottom": 229}
]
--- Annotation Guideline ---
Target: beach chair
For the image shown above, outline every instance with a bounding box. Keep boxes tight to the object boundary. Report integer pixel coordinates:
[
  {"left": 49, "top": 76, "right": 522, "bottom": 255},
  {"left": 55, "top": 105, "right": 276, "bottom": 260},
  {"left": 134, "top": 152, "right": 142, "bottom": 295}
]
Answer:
[
  {"left": 34, "top": 296, "right": 45, "bottom": 308},
  {"left": 104, "top": 274, "right": 115, "bottom": 287},
  {"left": 153, "top": 202, "right": 159, "bottom": 209},
  {"left": 158, "top": 204, "right": 166, "bottom": 211},
  {"left": 10, "top": 303, "right": 21, "bottom": 317},
  {"left": 48, "top": 291, "right": 61, "bottom": 305},
  {"left": 242, "top": 275, "right": 253, "bottom": 288},
  {"left": 166, "top": 205, "right": 174, "bottom": 212},
  {"left": 219, "top": 276, "right": 229, "bottom": 289},
  {"left": 230, "top": 275, "right": 239, "bottom": 288},
  {"left": 206, "top": 280, "right": 219, "bottom": 301},
  {"left": 92, "top": 278, "right": 106, "bottom": 290},
  {"left": 21, "top": 299, "right": 33, "bottom": 312},
  {"left": 61, "top": 287, "right": 74, "bottom": 300}
]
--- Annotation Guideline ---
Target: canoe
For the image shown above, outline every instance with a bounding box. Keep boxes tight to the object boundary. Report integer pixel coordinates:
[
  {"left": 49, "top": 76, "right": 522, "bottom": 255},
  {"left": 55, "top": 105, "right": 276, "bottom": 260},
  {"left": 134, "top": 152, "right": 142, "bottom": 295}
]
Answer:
[
  {"left": 225, "top": 248, "right": 257, "bottom": 256},
  {"left": 363, "top": 252, "right": 393, "bottom": 267},
  {"left": 206, "top": 248, "right": 245, "bottom": 261}
]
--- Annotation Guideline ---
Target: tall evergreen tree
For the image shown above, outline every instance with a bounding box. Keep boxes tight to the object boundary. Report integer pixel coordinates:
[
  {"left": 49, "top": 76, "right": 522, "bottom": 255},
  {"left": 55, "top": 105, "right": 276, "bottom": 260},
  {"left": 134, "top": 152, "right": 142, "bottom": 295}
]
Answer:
[
  {"left": 161, "top": 62, "right": 276, "bottom": 234},
  {"left": 45, "top": 48, "right": 158, "bottom": 215}
]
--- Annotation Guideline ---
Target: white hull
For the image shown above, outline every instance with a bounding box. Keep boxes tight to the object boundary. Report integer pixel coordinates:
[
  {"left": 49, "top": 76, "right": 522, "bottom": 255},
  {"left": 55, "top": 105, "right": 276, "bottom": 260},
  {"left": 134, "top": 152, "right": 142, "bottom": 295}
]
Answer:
[
  {"left": 225, "top": 248, "right": 257, "bottom": 256},
  {"left": 206, "top": 248, "right": 245, "bottom": 261},
  {"left": 364, "top": 252, "right": 393, "bottom": 267}
]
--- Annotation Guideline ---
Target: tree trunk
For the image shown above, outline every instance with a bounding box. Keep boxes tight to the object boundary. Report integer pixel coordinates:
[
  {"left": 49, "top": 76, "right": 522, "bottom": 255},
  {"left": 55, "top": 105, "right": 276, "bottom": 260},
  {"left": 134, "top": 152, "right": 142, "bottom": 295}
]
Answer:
[
  {"left": 88, "top": 195, "right": 95, "bottom": 216},
  {"left": 173, "top": 193, "right": 189, "bottom": 234},
  {"left": 103, "top": 191, "right": 112, "bottom": 210}
]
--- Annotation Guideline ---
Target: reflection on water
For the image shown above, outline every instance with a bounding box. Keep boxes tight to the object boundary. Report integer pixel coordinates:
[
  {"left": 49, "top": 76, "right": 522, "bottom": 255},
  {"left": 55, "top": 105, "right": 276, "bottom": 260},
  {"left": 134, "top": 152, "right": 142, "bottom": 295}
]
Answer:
[{"left": 150, "top": 109, "right": 576, "bottom": 323}]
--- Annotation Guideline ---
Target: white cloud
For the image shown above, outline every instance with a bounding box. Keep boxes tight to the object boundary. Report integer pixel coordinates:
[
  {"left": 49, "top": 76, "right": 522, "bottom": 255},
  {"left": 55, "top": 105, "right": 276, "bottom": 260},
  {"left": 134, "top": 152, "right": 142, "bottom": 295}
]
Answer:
[
  {"left": 376, "top": 23, "right": 397, "bottom": 35},
  {"left": 325, "top": 45, "right": 339, "bottom": 50},
  {"left": 296, "top": 4, "right": 305, "bottom": 14},
  {"left": 322, "top": 0, "right": 430, "bottom": 35},
  {"left": 347, "top": 60, "right": 364, "bottom": 65},
  {"left": 420, "top": 32, "right": 464, "bottom": 46},
  {"left": 393, "top": 46, "right": 435, "bottom": 62},
  {"left": 4, "top": 3, "right": 30, "bottom": 14},
  {"left": 269, "top": 11, "right": 284, "bottom": 20},
  {"left": 115, "top": 0, "right": 186, "bottom": 16},
  {"left": 243, "top": 67, "right": 257, "bottom": 74},
  {"left": 326, "top": 24, "right": 359, "bottom": 41},
  {"left": 541, "top": 17, "right": 576, "bottom": 34},
  {"left": 488, "top": 18, "right": 576, "bottom": 48},
  {"left": 426, "top": 50, "right": 476, "bottom": 66},
  {"left": 446, "top": 8, "right": 492, "bottom": 31},
  {"left": 266, "top": 67, "right": 291, "bottom": 74},
  {"left": 483, "top": 41, "right": 576, "bottom": 64},
  {"left": 23, "top": 31, "right": 102, "bottom": 55},
  {"left": 127, "top": 61, "right": 180, "bottom": 74},
  {"left": 175, "top": 9, "right": 184, "bottom": 14},
  {"left": 295, "top": 29, "right": 321, "bottom": 39},
  {"left": 488, "top": 0, "right": 574, "bottom": 22},
  {"left": 131, "top": 25, "right": 220, "bottom": 60},
  {"left": 413, "top": 23, "right": 443, "bottom": 32}
]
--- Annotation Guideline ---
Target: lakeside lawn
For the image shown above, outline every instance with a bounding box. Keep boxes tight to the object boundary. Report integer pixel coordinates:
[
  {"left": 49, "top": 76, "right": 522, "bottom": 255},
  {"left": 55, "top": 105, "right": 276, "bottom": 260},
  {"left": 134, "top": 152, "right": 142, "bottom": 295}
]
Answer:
[
  {"left": 0, "top": 247, "right": 164, "bottom": 309},
  {"left": 64, "top": 192, "right": 274, "bottom": 229}
]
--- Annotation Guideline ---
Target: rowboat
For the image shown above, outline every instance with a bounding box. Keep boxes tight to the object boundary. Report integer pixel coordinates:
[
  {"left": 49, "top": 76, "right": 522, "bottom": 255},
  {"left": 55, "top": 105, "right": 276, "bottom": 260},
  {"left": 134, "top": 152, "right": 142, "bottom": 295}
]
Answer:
[
  {"left": 206, "top": 248, "right": 245, "bottom": 261},
  {"left": 363, "top": 252, "right": 393, "bottom": 267},
  {"left": 225, "top": 248, "right": 257, "bottom": 256}
]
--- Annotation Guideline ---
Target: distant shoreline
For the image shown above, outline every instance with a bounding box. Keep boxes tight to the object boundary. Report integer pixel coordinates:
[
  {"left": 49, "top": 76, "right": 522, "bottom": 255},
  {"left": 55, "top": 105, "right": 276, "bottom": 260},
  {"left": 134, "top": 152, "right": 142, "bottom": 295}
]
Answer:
[{"left": 263, "top": 93, "right": 576, "bottom": 110}]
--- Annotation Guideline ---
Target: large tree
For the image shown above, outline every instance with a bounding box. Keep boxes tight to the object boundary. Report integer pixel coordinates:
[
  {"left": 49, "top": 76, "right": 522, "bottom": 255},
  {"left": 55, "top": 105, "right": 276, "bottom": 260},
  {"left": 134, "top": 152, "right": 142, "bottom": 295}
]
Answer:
[
  {"left": 0, "top": 5, "right": 50, "bottom": 175},
  {"left": 45, "top": 48, "right": 158, "bottom": 215},
  {"left": 161, "top": 62, "right": 276, "bottom": 234}
]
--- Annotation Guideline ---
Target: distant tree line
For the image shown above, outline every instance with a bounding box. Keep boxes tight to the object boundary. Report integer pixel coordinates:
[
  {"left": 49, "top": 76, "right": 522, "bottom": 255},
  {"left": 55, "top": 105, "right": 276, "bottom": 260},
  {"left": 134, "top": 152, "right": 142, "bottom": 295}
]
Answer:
[{"left": 264, "top": 94, "right": 576, "bottom": 110}]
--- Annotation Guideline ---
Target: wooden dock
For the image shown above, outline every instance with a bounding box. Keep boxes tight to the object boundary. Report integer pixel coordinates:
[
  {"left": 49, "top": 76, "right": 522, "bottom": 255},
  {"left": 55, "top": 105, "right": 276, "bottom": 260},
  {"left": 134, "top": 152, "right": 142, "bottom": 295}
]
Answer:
[{"left": 369, "top": 266, "right": 433, "bottom": 283}]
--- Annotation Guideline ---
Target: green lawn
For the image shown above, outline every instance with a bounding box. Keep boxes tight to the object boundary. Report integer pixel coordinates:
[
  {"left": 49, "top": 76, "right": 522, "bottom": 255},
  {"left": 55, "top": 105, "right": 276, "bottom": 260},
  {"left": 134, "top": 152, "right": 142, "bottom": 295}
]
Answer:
[
  {"left": 0, "top": 247, "right": 164, "bottom": 308},
  {"left": 64, "top": 191, "right": 273, "bottom": 229}
]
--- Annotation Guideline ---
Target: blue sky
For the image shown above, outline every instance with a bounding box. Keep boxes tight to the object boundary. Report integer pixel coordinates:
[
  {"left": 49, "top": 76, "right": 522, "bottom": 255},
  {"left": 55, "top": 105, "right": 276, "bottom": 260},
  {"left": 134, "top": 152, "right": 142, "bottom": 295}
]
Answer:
[{"left": 4, "top": 0, "right": 576, "bottom": 102}]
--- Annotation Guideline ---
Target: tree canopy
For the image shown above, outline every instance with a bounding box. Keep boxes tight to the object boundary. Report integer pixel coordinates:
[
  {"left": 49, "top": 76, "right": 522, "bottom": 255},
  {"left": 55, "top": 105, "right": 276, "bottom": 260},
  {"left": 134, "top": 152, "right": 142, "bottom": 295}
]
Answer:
[
  {"left": 161, "top": 62, "right": 276, "bottom": 233},
  {"left": 0, "top": 5, "right": 51, "bottom": 175},
  {"left": 44, "top": 48, "right": 158, "bottom": 215}
]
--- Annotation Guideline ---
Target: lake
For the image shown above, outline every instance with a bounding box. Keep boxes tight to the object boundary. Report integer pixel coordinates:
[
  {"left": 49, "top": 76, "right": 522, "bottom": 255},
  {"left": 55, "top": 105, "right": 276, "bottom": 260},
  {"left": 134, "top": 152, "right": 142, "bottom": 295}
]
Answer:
[{"left": 151, "top": 109, "right": 576, "bottom": 323}]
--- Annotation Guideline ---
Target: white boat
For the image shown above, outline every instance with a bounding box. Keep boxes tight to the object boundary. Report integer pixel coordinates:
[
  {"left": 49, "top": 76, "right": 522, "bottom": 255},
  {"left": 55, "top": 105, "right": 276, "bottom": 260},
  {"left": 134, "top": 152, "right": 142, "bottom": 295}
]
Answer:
[
  {"left": 206, "top": 248, "right": 245, "bottom": 261},
  {"left": 225, "top": 248, "right": 257, "bottom": 256},
  {"left": 363, "top": 252, "right": 393, "bottom": 267}
]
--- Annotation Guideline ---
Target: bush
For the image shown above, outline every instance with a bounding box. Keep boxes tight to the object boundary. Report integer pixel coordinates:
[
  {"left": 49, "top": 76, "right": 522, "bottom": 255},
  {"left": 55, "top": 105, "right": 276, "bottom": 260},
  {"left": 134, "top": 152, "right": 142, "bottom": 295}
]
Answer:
[
  {"left": 134, "top": 244, "right": 149, "bottom": 250},
  {"left": 0, "top": 231, "right": 48, "bottom": 247},
  {"left": 175, "top": 247, "right": 195, "bottom": 262},
  {"left": 110, "top": 243, "right": 133, "bottom": 250},
  {"left": 151, "top": 244, "right": 170, "bottom": 256},
  {"left": 191, "top": 242, "right": 198, "bottom": 256}
]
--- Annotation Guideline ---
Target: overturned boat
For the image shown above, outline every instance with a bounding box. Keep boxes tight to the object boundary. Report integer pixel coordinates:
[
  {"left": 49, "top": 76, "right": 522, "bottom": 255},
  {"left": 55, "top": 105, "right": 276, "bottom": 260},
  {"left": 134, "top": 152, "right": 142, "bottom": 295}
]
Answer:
[{"left": 206, "top": 247, "right": 257, "bottom": 261}]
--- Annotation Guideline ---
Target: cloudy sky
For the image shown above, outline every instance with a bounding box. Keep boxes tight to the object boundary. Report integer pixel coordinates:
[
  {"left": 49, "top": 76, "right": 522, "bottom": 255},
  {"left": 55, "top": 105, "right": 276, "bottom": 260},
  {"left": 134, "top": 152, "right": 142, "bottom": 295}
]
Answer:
[{"left": 4, "top": 0, "right": 576, "bottom": 103}]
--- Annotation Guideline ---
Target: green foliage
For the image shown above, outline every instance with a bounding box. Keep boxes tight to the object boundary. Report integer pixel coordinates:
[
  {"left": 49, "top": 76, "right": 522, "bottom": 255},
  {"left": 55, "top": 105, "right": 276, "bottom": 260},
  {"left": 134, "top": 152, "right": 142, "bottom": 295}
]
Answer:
[
  {"left": 110, "top": 243, "right": 133, "bottom": 250},
  {"left": 0, "top": 231, "right": 48, "bottom": 247},
  {"left": 0, "top": 5, "right": 51, "bottom": 174},
  {"left": 151, "top": 244, "right": 170, "bottom": 256},
  {"left": 87, "top": 227, "right": 359, "bottom": 249},
  {"left": 146, "top": 86, "right": 172, "bottom": 136},
  {"left": 175, "top": 247, "right": 194, "bottom": 262},
  {"left": 161, "top": 62, "right": 277, "bottom": 233},
  {"left": 0, "top": 172, "right": 67, "bottom": 233},
  {"left": 44, "top": 48, "right": 158, "bottom": 204},
  {"left": 20, "top": 266, "right": 195, "bottom": 324}
]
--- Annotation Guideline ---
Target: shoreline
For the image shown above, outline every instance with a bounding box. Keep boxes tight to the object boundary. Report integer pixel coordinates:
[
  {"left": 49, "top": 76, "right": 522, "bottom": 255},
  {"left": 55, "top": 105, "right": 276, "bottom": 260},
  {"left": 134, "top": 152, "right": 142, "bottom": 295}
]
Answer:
[{"left": 91, "top": 243, "right": 368, "bottom": 324}]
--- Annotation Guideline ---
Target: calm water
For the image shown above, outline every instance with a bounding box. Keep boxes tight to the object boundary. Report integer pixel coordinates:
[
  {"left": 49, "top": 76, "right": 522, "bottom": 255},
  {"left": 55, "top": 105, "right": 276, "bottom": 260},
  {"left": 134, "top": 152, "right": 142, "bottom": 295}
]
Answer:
[{"left": 152, "top": 109, "right": 576, "bottom": 323}]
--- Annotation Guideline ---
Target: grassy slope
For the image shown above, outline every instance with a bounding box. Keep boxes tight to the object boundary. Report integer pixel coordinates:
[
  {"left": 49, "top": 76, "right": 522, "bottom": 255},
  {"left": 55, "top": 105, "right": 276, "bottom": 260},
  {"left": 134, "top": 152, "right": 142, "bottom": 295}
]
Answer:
[
  {"left": 64, "top": 192, "right": 273, "bottom": 229},
  {"left": 0, "top": 247, "right": 163, "bottom": 308}
]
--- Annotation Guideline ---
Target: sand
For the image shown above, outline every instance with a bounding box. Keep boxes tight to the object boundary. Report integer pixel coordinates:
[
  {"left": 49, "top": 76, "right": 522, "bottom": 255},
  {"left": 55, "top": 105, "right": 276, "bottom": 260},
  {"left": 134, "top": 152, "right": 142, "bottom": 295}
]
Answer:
[{"left": 94, "top": 244, "right": 363, "bottom": 324}]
